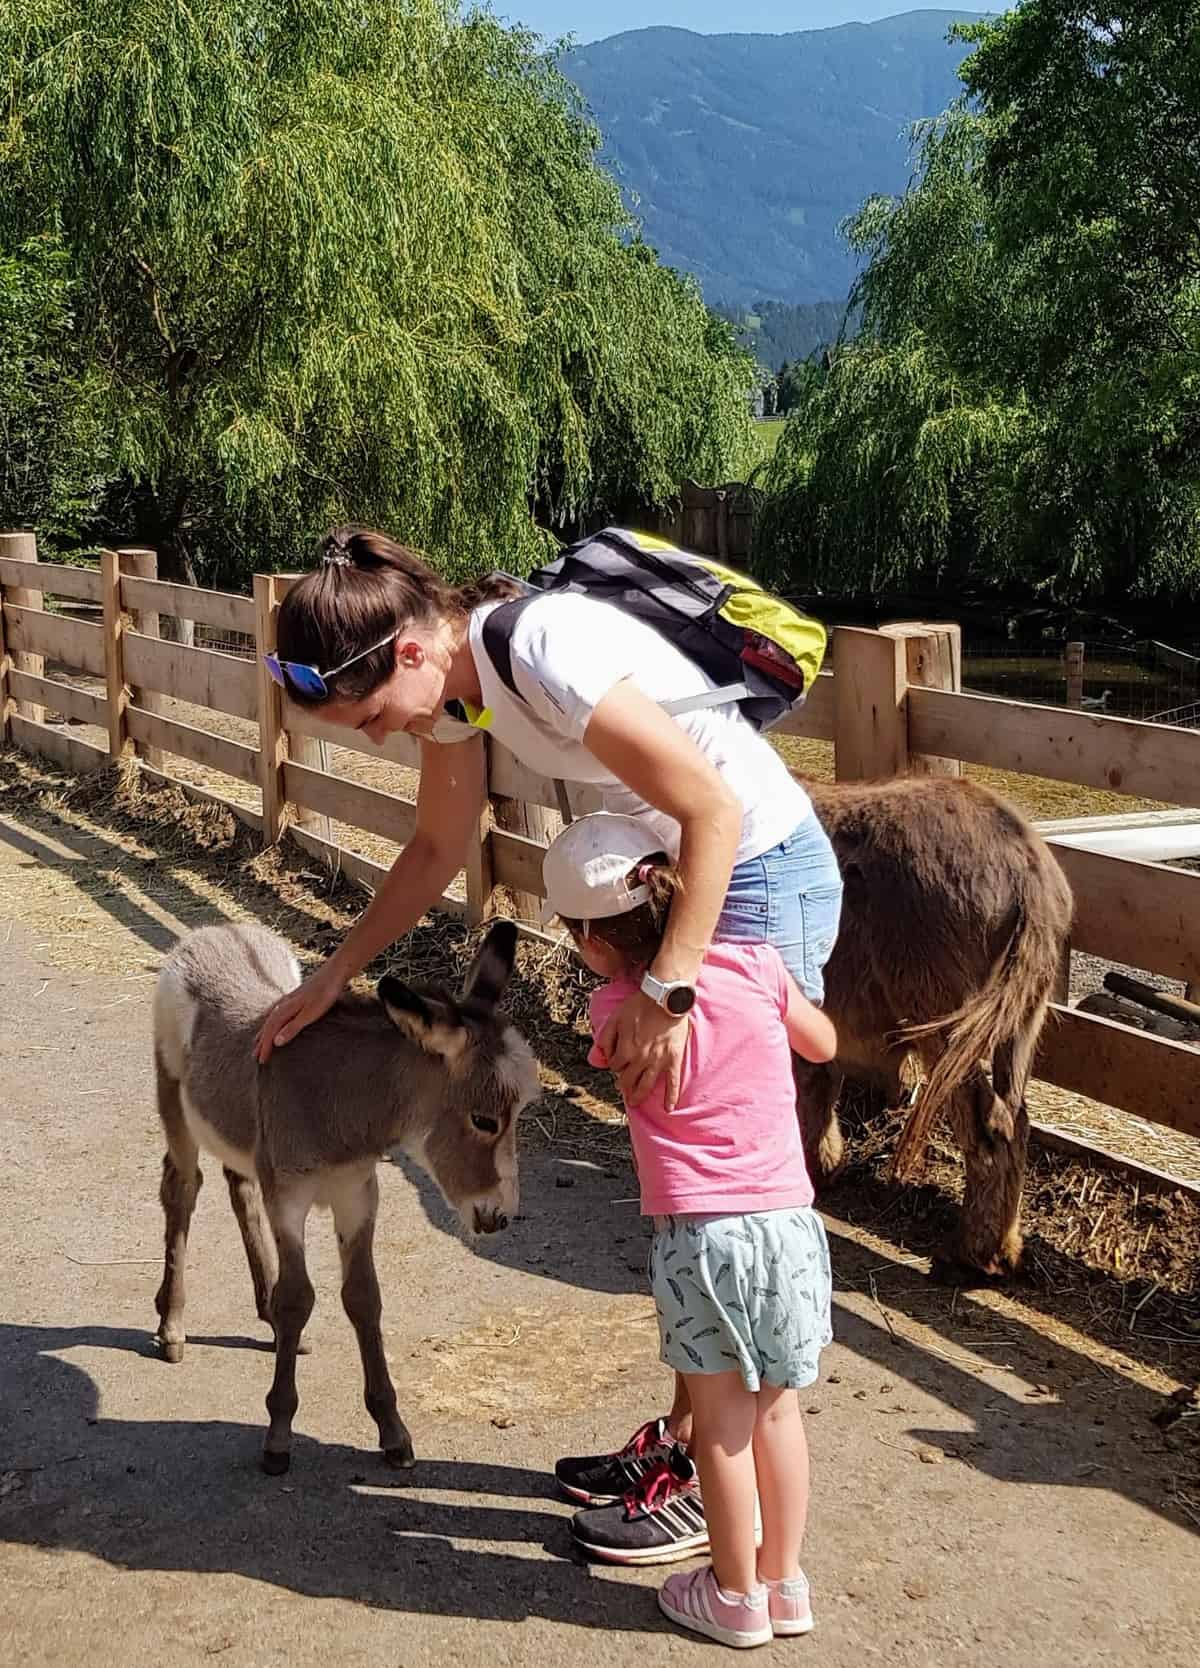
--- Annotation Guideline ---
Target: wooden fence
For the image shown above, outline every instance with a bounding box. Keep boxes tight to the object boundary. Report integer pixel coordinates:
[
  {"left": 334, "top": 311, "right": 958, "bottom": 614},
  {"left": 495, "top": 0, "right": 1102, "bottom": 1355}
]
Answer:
[
  {"left": 2, "top": 531, "right": 1198, "bottom": 1151},
  {"left": 657, "top": 480, "right": 759, "bottom": 562}
]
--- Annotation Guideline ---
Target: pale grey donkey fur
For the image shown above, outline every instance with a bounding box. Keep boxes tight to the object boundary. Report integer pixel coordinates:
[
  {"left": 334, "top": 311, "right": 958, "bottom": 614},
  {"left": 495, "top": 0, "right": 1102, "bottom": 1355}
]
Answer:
[{"left": 152, "top": 918, "right": 536, "bottom": 1475}]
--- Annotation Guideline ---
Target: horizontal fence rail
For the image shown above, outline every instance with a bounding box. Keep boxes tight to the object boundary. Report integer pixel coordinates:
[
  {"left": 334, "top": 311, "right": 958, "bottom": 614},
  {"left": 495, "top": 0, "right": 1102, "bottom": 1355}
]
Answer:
[
  {"left": 2, "top": 540, "right": 1198, "bottom": 1170},
  {"left": 119, "top": 574, "right": 256, "bottom": 636},
  {"left": 124, "top": 706, "right": 260, "bottom": 786},
  {"left": 2, "top": 602, "right": 106, "bottom": 678},
  {"left": 1047, "top": 842, "right": 1200, "bottom": 988},
  {"left": 122, "top": 632, "right": 258, "bottom": 721},
  {"left": 908, "top": 686, "right": 1200, "bottom": 806}
]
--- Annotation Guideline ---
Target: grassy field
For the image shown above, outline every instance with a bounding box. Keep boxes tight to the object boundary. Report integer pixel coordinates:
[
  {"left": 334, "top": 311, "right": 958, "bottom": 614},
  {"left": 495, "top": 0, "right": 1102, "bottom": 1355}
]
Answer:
[{"left": 753, "top": 415, "right": 787, "bottom": 460}]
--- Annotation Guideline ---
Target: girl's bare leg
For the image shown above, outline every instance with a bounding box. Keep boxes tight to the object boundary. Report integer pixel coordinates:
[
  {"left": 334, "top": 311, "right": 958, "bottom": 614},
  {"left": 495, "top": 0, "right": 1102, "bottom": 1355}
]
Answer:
[
  {"left": 684, "top": 1370, "right": 759, "bottom": 1594},
  {"left": 753, "top": 1384, "right": 809, "bottom": 1582},
  {"left": 666, "top": 1370, "right": 694, "bottom": 1445}
]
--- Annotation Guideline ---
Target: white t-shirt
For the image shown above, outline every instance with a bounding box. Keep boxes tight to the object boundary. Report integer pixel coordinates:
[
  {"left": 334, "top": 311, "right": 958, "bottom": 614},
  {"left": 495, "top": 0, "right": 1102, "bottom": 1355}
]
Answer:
[{"left": 468, "top": 593, "right": 812, "bottom": 865}]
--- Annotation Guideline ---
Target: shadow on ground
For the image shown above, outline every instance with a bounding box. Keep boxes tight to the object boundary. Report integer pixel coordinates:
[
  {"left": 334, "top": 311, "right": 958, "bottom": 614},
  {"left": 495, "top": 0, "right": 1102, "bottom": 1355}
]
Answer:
[{"left": 0, "top": 1323, "right": 665, "bottom": 1634}]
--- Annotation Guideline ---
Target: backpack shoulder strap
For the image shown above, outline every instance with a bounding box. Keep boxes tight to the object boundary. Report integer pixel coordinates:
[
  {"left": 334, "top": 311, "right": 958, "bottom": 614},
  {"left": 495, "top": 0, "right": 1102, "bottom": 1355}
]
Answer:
[
  {"left": 479, "top": 595, "right": 576, "bottom": 824},
  {"left": 482, "top": 585, "right": 748, "bottom": 717},
  {"left": 480, "top": 594, "right": 539, "bottom": 702}
]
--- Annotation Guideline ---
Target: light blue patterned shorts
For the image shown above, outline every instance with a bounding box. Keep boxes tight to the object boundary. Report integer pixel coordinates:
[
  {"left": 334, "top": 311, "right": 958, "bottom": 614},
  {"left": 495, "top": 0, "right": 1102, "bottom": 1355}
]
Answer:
[{"left": 650, "top": 1208, "right": 833, "bottom": 1392}]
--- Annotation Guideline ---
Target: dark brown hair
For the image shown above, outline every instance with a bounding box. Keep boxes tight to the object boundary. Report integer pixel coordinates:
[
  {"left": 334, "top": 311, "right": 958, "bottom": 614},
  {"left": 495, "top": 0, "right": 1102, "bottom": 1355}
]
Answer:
[
  {"left": 277, "top": 526, "right": 521, "bottom": 706},
  {"left": 558, "top": 854, "right": 684, "bottom": 972}
]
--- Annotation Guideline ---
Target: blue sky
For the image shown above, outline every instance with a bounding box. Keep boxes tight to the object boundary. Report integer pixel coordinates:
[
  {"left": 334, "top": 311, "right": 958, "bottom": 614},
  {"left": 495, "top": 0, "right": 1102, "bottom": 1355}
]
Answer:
[{"left": 495, "top": 3, "right": 927, "bottom": 47}]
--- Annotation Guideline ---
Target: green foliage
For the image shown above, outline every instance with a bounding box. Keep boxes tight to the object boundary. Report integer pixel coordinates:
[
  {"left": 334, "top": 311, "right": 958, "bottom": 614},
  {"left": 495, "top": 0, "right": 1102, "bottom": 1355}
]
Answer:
[
  {"left": 0, "top": 0, "right": 754, "bottom": 585},
  {"left": 756, "top": 3, "right": 1200, "bottom": 602},
  {"left": 752, "top": 418, "right": 787, "bottom": 464},
  {"left": 0, "top": 236, "right": 106, "bottom": 543}
]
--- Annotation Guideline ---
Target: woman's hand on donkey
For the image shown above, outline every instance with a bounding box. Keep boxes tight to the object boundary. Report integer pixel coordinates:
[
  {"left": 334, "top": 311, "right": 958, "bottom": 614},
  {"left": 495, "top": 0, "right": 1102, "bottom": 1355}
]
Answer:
[{"left": 254, "top": 962, "right": 346, "bottom": 1063}]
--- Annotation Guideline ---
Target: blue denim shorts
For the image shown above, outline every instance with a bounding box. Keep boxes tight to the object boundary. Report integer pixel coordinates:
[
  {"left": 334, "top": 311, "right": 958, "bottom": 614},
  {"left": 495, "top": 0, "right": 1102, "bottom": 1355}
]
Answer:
[{"left": 714, "top": 813, "right": 843, "bottom": 1003}]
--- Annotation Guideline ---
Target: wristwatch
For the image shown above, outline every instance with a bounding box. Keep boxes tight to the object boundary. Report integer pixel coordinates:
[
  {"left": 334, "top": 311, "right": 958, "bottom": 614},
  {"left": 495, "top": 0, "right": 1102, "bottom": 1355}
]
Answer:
[{"left": 640, "top": 970, "right": 697, "bottom": 1017}]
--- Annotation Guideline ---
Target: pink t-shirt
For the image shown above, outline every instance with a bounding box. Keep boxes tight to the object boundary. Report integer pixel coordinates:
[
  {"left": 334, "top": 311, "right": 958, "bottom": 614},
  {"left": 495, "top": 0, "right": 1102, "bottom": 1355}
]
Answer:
[{"left": 588, "top": 941, "right": 815, "bottom": 1216}]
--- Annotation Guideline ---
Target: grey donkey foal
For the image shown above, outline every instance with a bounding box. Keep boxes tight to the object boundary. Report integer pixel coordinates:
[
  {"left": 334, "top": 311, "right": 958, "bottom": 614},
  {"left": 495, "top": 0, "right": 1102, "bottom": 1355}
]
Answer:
[{"left": 152, "top": 918, "right": 536, "bottom": 1475}]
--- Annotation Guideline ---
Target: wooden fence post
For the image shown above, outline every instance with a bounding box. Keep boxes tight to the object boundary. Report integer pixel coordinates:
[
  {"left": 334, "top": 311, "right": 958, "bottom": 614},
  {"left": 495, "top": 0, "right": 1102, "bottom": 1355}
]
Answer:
[
  {"left": 254, "top": 574, "right": 287, "bottom": 844},
  {"left": 117, "top": 547, "right": 165, "bottom": 770},
  {"left": 0, "top": 530, "right": 44, "bottom": 722},
  {"left": 491, "top": 794, "right": 556, "bottom": 923},
  {"left": 271, "top": 573, "right": 331, "bottom": 841},
  {"left": 100, "top": 549, "right": 131, "bottom": 760},
  {"left": 715, "top": 489, "right": 729, "bottom": 560},
  {"left": 880, "top": 622, "right": 962, "bottom": 776},
  {"left": 1065, "top": 641, "right": 1085, "bottom": 710},
  {"left": 465, "top": 739, "right": 496, "bottom": 926},
  {"left": 832, "top": 626, "right": 909, "bottom": 781},
  {"left": 0, "top": 562, "right": 9, "bottom": 746}
]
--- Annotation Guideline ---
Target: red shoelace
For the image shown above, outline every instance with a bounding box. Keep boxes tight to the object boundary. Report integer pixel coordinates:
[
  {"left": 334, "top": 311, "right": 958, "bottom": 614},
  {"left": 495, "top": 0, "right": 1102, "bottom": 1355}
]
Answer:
[
  {"left": 624, "top": 1454, "right": 691, "bottom": 1517},
  {"left": 619, "top": 1419, "right": 664, "bottom": 1460}
]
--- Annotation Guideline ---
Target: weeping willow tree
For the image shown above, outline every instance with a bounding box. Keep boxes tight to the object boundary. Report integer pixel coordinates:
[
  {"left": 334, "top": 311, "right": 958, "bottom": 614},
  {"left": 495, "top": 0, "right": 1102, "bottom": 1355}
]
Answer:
[
  {"left": 755, "top": 109, "right": 1035, "bottom": 596},
  {"left": 0, "top": 236, "right": 108, "bottom": 544},
  {"left": 0, "top": 0, "right": 754, "bottom": 586},
  {"left": 757, "top": 3, "right": 1200, "bottom": 603}
]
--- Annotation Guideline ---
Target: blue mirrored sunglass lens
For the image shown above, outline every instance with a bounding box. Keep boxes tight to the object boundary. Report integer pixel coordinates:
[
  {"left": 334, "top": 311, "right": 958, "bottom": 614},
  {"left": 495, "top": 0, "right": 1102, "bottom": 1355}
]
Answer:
[
  {"left": 263, "top": 654, "right": 286, "bottom": 687},
  {"left": 282, "top": 663, "right": 328, "bottom": 700}
]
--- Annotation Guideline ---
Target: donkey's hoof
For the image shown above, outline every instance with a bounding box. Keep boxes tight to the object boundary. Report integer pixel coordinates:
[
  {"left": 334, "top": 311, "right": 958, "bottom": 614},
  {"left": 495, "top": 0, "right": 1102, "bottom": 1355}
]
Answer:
[
  {"left": 383, "top": 1439, "right": 415, "bottom": 1471},
  {"left": 261, "top": 1448, "right": 291, "bottom": 1476},
  {"left": 929, "top": 1253, "right": 1007, "bottom": 1289},
  {"left": 159, "top": 1338, "right": 185, "bottom": 1364}
]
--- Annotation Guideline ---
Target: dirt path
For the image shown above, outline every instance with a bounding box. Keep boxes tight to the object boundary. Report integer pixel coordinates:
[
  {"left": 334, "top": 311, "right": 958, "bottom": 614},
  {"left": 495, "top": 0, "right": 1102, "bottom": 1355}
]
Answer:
[{"left": 1, "top": 781, "right": 1198, "bottom": 1668}]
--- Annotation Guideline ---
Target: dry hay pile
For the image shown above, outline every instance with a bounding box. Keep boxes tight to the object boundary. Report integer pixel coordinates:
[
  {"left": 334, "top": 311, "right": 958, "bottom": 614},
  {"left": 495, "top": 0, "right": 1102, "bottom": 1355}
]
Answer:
[{"left": 825, "top": 1090, "right": 1199, "bottom": 1384}]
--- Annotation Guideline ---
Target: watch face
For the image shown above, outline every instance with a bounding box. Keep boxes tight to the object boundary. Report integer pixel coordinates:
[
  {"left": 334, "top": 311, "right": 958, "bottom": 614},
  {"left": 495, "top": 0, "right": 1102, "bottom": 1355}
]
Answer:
[{"left": 665, "top": 984, "right": 696, "bottom": 1017}]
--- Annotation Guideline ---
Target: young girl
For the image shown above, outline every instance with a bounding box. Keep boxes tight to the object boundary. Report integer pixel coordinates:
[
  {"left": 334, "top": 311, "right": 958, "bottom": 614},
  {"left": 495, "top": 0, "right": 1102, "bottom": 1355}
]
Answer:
[{"left": 542, "top": 812, "right": 836, "bottom": 1650}]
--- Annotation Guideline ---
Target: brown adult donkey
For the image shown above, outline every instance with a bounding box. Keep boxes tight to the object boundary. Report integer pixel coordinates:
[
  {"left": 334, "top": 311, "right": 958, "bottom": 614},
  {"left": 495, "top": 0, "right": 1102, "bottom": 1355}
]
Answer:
[
  {"left": 152, "top": 918, "right": 536, "bottom": 1474},
  {"left": 801, "top": 776, "right": 1074, "bottom": 1281}
]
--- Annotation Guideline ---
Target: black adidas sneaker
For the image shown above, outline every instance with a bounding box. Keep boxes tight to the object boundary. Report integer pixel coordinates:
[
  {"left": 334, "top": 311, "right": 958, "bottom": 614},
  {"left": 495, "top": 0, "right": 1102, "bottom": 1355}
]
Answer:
[
  {"left": 555, "top": 1416, "right": 680, "bottom": 1506},
  {"left": 570, "top": 1444, "right": 710, "bottom": 1565}
]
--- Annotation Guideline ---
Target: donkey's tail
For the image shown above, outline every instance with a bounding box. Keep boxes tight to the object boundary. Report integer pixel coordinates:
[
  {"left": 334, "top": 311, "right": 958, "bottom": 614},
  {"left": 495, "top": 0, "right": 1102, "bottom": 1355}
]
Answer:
[{"left": 889, "top": 896, "right": 1062, "bottom": 1183}]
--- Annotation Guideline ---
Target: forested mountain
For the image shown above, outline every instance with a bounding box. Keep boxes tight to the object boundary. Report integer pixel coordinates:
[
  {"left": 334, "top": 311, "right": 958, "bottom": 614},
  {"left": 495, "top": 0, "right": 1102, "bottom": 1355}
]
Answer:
[
  {"left": 719, "top": 299, "right": 850, "bottom": 371},
  {"left": 563, "top": 11, "right": 984, "bottom": 304}
]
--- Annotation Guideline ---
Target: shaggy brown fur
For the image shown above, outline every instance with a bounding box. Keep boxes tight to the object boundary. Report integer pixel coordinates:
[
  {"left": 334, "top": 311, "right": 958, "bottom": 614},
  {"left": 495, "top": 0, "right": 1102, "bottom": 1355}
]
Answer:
[{"left": 800, "top": 776, "right": 1073, "bottom": 1280}]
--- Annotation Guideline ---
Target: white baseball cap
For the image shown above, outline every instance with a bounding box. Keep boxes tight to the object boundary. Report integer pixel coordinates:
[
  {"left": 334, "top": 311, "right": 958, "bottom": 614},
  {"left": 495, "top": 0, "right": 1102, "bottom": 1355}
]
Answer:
[{"left": 541, "top": 812, "right": 660, "bottom": 930}]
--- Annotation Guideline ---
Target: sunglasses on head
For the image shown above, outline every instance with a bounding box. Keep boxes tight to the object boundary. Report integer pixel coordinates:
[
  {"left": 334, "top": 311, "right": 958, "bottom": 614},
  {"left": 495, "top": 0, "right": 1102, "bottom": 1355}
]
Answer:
[{"left": 263, "top": 629, "right": 401, "bottom": 702}]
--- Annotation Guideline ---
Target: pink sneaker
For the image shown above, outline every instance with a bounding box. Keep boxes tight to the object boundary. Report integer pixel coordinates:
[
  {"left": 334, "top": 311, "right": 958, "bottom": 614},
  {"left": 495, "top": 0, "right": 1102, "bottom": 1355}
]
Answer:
[
  {"left": 657, "top": 1566, "right": 772, "bottom": 1648},
  {"left": 762, "top": 1571, "right": 814, "bottom": 1636}
]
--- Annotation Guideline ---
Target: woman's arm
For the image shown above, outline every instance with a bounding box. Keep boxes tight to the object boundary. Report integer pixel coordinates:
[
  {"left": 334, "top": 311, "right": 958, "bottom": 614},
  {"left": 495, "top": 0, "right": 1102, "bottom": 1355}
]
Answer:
[
  {"left": 254, "top": 737, "right": 487, "bottom": 1061},
  {"left": 584, "top": 680, "right": 743, "bottom": 1110}
]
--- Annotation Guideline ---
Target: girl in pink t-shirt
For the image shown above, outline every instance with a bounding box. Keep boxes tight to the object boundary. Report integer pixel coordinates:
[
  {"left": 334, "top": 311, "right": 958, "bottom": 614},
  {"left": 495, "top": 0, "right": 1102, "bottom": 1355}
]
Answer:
[{"left": 542, "top": 812, "right": 837, "bottom": 1650}]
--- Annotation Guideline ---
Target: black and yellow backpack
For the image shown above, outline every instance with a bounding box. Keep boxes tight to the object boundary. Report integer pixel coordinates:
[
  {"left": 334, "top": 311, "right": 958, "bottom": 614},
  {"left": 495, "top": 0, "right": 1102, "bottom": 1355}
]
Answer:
[{"left": 482, "top": 526, "right": 826, "bottom": 733}]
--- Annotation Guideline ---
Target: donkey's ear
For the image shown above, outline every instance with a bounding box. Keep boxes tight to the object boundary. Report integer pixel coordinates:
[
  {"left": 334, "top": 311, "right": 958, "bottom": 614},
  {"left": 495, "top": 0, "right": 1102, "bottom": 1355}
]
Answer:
[
  {"left": 379, "top": 976, "right": 467, "bottom": 1063},
  {"left": 460, "top": 919, "right": 519, "bottom": 1009}
]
